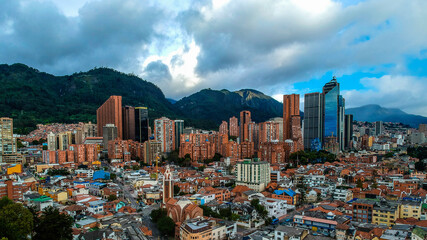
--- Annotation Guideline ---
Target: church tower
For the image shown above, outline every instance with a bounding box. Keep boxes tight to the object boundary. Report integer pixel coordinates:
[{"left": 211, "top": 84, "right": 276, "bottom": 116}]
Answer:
[{"left": 163, "top": 165, "right": 173, "bottom": 204}]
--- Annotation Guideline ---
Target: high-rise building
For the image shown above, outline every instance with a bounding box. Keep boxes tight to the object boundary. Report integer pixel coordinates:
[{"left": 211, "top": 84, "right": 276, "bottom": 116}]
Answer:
[
  {"left": 229, "top": 116, "right": 239, "bottom": 137},
  {"left": 323, "top": 77, "right": 345, "bottom": 151},
  {"left": 375, "top": 121, "right": 383, "bottom": 136},
  {"left": 219, "top": 121, "right": 228, "bottom": 135},
  {"left": 269, "top": 117, "right": 284, "bottom": 142},
  {"left": 47, "top": 132, "right": 57, "bottom": 151},
  {"left": 0, "top": 118, "right": 16, "bottom": 163},
  {"left": 240, "top": 111, "right": 251, "bottom": 142},
  {"left": 303, "top": 92, "right": 323, "bottom": 150},
  {"left": 135, "top": 107, "right": 149, "bottom": 143},
  {"left": 420, "top": 124, "right": 427, "bottom": 133},
  {"left": 82, "top": 122, "right": 97, "bottom": 141},
  {"left": 174, "top": 120, "right": 184, "bottom": 150},
  {"left": 122, "top": 106, "right": 136, "bottom": 141},
  {"left": 283, "top": 94, "right": 303, "bottom": 152},
  {"left": 97, "top": 95, "right": 123, "bottom": 139},
  {"left": 259, "top": 121, "right": 280, "bottom": 144},
  {"left": 154, "top": 117, "right": 175, "bottom": 153},
  {"left": 236, "top": 159, "right": 270, "bottom": 192},
  {"left": 344, "top": 114, "right": 354, "bottom": 149},
  {"left": 103, "top": 124, "right": 118, "bottom": 150}
]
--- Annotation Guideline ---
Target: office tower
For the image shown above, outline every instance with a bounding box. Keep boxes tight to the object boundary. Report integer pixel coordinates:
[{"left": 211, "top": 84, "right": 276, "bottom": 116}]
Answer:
[
  {"left": 0, "top": 118, "right": 16, "bottom": 163},
  {"left": 154, "top": 117, "right": 175, "bottom": 153},
  {"left": 103, "top": 124, "right": 118, "bottom": 150},
  {"left": 97, "top": 95, "right": 123, "bottom": 139},
  {"left": 135, "top": 107, "right": 149, "bottom": 143},
  {"left": 229, "top": 116, "right": 239, "bottom": 137},
  {"left": 375, "top": 121, "right": 383, "bottom": 136},
  {"left": 344, "top": 114, "right": 354, "bottom": 149},
  {"left": 174, "top": 120, "right": 184, "bottom": 150},
  {"left": 240, "top": 111, "right": 251, "bottom": 142},
  {"left": 122, "top": 106, "right": 135, "bottom": 140},
  {"left": 303, "top": 92, "right": 323, "bottom": 150},
  {"left": 236, "top": 159, "right": 270, "bottom": 192},
  {"left": 219, "top": 121, "right": 228, "bottom": 135},
  {"left": 322, "top": 77, "right": 345, "bottom": 151},
  {"left": 283, "top": 94, "right": 303, "bottom": 151},
  {"left": 163, "top": 165, "right": 173, "bottom": 204}
]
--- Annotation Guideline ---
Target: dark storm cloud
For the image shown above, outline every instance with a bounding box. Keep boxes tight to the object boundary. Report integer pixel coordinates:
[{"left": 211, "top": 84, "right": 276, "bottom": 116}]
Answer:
[
  {"left": 0, "top": 0, "right": 163, "bottom": 74},
  {"left": 142, "top": 60, "right": 172, "bottom": 83}
]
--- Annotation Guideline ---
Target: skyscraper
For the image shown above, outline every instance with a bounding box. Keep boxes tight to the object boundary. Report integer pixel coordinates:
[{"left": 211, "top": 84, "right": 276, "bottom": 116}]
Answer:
[
  {"left": 154, "top": 117, "right": 175, "bottom": 153},
  {"left": 375, "top": 121, "right": 383, "bottom": 136},
  {"left": 219, "top": 121, "right": 228, "bottom": 135},
  {"left": 344, "top": 114, "right": 353, "bottom": 149},
  {"left": 174, "top": 120, "right": 184, "bottom": 150},
  {"left": 322, "top": 77, "right": 345, "bottom": 151},
  {"left": 303, "top": 92, "right": 323, "bottom": 150},
  {"left": 0, "top": 118, "right": 16, "bottom": 163},
  {"left": 304, "top": 77, "right": 346, "bottom": 152},
  {"left": 240, "top": 111, "right": 251, "bottom": 142},
  {"left": 103, "top": 124, "right": 118, "bottom": 150},
  {"left": 97, "top": 96, "right": 123, "bottom": 139},
  {"left": 229, "top": 116, "right": 239, "bottom": 137},
  {"left": 283, "top": 94, "right": 303, "bottom": 152},
  {"left": 135, "top": 107, "right": 149, "bottom": 143},
  {"left": 122, "top": 106, "right": 135, "bottom": 140}
]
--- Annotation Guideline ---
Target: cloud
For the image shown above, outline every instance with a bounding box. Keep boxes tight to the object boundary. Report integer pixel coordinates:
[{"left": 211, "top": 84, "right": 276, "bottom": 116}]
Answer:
[
  {"left": 0, "top": 0, "right": 163, "bottom": 74},
  {"left": 176, "top": 0, "right": 427, "bottom": 97},
  {"left": 342, "top": 75, "right": 427, "bottom": 115},
  {"left": 1, "top": 0, "right": 427, "bottom": 116}
]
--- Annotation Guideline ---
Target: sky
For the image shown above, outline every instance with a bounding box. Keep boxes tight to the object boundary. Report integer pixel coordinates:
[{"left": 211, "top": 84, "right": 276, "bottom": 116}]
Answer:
[{"left": 1, "top": 0, "right": 427, "bottom": 116}]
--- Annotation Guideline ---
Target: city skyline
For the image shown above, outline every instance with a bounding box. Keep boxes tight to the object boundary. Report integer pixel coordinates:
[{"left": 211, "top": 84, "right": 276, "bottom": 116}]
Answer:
[{"left": 1, "top": 0, "right": 426, "bottom": 116}]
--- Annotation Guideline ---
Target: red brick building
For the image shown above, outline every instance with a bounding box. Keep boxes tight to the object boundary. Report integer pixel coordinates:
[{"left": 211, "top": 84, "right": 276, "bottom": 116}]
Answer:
[
  {"left": 0, "top": 180, "right": 23, "bottom": 201},
  {"left": 229, "top": 116, "right": 239, "bottom": 137},
  {"left": 97, "top": 95, "right": 123, "bottom": 139},
  {"left": 219, "top": 121, "right": 228, "bottom": 135}
]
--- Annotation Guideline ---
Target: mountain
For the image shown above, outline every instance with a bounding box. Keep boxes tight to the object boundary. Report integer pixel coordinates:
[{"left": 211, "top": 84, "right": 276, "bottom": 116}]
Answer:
[
  {"left": 174, "top": 88, "right": 283, "bottom": 125},
  {"left": 346, "top": 104, "right": 427, "bottom": 128},
  {"left": 0, "top": 63, "right": 177, "bottom": 132},
  {"left": 0, "top": 63, "right": 284, "bottom": 133}
]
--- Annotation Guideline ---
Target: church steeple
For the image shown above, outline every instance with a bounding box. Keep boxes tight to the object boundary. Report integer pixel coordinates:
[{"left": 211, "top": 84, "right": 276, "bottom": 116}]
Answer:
[{"left": 163, "top": 165, "right": 173, "bottom": 204}]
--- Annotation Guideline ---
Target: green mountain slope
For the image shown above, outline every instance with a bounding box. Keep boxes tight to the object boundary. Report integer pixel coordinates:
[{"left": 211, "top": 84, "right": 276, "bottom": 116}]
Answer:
[{"left": 0, "top": 63, "right": 177, "bottom": 132}]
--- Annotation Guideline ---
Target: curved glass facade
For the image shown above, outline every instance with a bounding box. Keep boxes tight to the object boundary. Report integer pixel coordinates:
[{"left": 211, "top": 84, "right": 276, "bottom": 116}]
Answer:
[{"left": 324, "top": 85, "right": 339, "bottom": 138}]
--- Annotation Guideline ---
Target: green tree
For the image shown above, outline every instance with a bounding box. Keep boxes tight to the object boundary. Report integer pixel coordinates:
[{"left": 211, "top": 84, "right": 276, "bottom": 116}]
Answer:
[
  {"left": 356, "top": 179, "right": 363, "bottom": 189},
  {"left": 33, "top": 206, "right": 73, "bottom": 240},
  {"left": 107, "top": 194, "right": 118, "bottom": 201},
  {"left": 0, "top": 198, "right": 33, "bottom": 240},
  {"left": 174, "top": 185, "right": 180, "bottom": 195},
  {"left": 150, "top": 208, "right": 167, "bottom": 223},
  {"left": 415, "top": 161, "right": 426, "bottom": 172},
  {"left": 157, "top": 216, "right": 175, "bottom": 237}
]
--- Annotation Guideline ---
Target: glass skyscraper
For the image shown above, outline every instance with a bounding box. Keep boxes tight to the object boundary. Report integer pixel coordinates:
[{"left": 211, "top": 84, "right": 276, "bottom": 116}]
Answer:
[
  {"left": 304, "top": 76, "right": 346, "bottom": 152},
  {"left": 135, "top": 107, "right": 149, "bottom": 143}
]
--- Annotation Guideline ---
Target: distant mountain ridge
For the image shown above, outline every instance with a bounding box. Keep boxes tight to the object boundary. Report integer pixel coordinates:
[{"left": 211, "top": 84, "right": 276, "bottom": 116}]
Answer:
[
  {"left": 346, "top": 104, "right": 427, "bottom": 128},
  {"left": 174, "top": 88, "right": 283, "bottom": 124}
]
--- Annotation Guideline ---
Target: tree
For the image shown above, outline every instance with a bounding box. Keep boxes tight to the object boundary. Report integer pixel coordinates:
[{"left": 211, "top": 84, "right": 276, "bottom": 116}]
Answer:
[
  {"left": 415, "top": 161, "right": 426, "bottom": 172},
  {"left": 157, "top": 216, "right": 175, "bottom": 237},
  {"left": 174, "top": 185, "right": 180, "bottom": 195},
  {"left": 0, "top": 198, "right": 33, "bottom": 240},
  {"left": 356, "top": 179, "right": 363, "bottom": 189},
  {"left": 150, "top": 208, "right": 167, "bottom": 223},
  {"left": 107, "top": 194, "right": 118, "bottom": 201},
  {"left": 110, "top": 173, "right": 117, "bottom": 180},
  {"left": 33, "top": 206, "right": 73, "bottom": 240}
]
